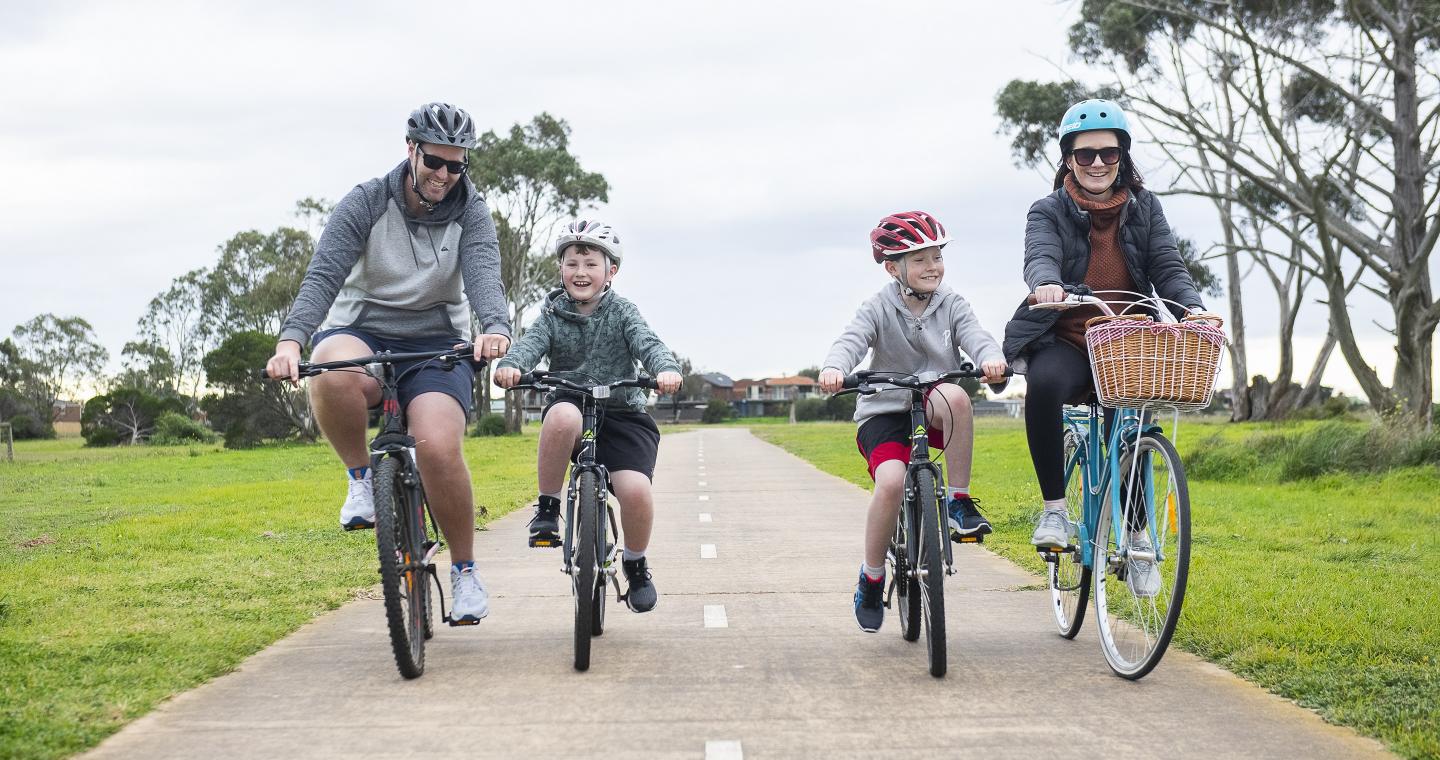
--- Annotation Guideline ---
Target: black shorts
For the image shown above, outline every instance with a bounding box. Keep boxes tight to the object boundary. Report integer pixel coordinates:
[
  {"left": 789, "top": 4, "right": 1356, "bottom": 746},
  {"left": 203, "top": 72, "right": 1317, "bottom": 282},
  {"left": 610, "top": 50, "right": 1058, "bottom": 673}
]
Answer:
[
  {"left": 311, "top": 327, "right": 474, "bottom": 418},
  {"left": 855, "top": 412, "right": 947, "bottom": 481},
  {"left": 543, "top": 398, "right": 661, "bottom": 480}
]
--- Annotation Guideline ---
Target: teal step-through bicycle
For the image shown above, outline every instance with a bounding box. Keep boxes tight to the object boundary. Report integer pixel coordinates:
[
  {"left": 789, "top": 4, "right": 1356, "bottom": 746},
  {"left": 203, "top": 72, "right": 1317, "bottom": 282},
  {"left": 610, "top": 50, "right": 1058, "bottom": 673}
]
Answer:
[{"left": 1030, "top": 288, "right": 1226, "bottom": 679}]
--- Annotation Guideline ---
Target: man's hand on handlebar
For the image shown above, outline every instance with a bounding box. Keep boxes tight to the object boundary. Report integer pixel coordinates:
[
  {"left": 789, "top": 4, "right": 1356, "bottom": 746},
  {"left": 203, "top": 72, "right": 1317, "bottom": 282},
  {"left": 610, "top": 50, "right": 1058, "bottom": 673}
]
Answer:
[
  {"left": 818, "top": 367, "right": 845, "bottom": 394},
  {"left": 493, "top": 366, "right": 521, "bottom": 388},
  {"left": 266, "top": 340, "right": 303, "bottom": 384},
  {"left": 656, "top": 371, "right": 683, "bottom": 395},
  {"left": 472, "top": 333, "right": 511, "bottom": 362}
]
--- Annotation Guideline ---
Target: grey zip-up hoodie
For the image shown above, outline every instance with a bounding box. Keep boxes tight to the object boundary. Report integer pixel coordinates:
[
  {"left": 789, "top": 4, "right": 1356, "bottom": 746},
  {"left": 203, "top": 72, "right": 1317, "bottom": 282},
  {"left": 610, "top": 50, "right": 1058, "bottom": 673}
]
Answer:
[
  {"left": 823, "top": 282, "right": 1004, "bottom": 424},
  {"left": 278, "top": 160, "right": 511, "bottom": 346},
  {"left": 496, "top": 287, "right": 681, "bottom": 413}
]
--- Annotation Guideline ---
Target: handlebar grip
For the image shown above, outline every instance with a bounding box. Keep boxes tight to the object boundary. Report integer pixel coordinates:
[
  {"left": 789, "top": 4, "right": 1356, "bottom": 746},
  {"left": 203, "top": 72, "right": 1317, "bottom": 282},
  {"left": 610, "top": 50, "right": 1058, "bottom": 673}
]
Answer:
[
  {"left": 637, "top": 375, "right": 660, "bottom": 390},
  {"left": 841, "top": 375, "right": 862, "bottom": 390},
  {"left": 259, "top": 368, "right": 271, "bottom": 380},
  {"left": 517, "top": 373, "right": 538, "bottom": 386}
]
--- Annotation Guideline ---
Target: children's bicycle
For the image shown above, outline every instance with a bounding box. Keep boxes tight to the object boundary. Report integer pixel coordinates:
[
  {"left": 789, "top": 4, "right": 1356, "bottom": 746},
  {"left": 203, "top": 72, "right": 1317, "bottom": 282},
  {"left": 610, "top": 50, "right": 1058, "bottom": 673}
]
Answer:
[
  {"left": 1030, "top": 288, "right": 1225, "bottom": 679},
  {"left": 506, "top": 370, "right": 658, "bottom": 672},
  {"left": 264, "top": 344, "right": 479, "bottom": 679},
  {"left": 836, "top": 365, "right": 1003, "bottom": 678}
]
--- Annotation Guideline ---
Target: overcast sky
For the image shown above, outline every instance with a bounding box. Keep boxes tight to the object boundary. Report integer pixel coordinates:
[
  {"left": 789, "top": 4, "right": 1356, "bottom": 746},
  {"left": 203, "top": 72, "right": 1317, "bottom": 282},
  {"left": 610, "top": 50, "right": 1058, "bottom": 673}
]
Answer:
[{"left": 1, "top": 0, "right": 1432, "bottom": 400}]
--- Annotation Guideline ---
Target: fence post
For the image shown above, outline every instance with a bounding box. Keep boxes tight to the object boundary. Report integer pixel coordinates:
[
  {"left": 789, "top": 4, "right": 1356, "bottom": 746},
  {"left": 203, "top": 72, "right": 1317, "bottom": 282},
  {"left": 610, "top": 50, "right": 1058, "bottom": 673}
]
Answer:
[{"left": 1, "top": 422, "right": 11, "bottom": 462}]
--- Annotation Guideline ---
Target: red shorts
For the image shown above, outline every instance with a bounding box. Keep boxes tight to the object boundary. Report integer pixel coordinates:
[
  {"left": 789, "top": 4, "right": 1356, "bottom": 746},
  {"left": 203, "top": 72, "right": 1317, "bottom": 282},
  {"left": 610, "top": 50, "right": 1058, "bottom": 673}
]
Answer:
[{"left": 855, "top": 412, "right": 945, "bottom": 481}]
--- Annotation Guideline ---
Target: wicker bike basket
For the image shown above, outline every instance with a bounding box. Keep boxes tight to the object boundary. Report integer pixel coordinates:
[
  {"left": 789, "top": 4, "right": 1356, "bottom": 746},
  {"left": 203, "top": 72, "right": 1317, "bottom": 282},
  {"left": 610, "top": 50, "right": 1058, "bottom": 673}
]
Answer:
[{"left": 1083, "top": 315, "right": 1227, "bottom": 411}]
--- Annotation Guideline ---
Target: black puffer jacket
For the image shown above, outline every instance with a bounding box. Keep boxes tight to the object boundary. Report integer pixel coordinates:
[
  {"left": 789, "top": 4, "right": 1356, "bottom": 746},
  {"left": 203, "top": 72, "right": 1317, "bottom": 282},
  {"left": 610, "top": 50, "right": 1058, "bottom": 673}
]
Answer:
[{"left": 1002, "top": 186, "right": 1205, "bottom": 373}]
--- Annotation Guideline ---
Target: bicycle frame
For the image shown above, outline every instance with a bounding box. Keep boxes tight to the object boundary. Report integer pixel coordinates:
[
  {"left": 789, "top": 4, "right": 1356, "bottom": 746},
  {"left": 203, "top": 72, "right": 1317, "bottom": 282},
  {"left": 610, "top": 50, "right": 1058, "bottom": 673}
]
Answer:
[
  {"left": 1063, "top": 402, "right": 1162, "bottom": 572},
  {"left": 559, "top": 389, "right": 618, "bottom": 585},
  {"left": 902, "top": 391, "right": 953, "bottom": 573}
]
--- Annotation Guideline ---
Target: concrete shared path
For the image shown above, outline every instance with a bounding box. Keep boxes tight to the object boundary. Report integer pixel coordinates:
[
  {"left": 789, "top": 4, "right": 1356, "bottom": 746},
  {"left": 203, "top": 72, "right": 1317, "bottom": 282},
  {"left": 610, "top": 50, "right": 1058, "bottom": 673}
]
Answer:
[{"left": 85, "top": 429, "right": 1390, "bottom": 759}]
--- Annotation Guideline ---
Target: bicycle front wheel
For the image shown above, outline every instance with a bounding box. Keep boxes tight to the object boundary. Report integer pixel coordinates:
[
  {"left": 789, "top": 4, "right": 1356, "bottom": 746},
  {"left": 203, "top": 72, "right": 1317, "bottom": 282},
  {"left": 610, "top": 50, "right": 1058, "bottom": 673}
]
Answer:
[
  {"left": 1049, "top": 429, "right": 1092, "bottom": 638},
  {"left": 374, "top": 456, "right": 426, "bottom": 679},
  {"left": 1093, "top": 432, "right": 1191, "bottom": 679},
  {"left": 915, "top": 468, "right": 947, "bottom": 678},
  {"left": 573, "top": 471, "right": 601, "bottom": 672}
]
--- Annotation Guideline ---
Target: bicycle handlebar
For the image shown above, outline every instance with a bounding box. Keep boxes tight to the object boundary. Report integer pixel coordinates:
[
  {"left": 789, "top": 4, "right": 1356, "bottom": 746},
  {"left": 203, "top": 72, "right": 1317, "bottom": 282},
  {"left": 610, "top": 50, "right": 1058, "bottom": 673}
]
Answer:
[
  {"left": 835, "top": 365, "right": 1013, "bottom": 396},
  {"left": 259, "top": 343, "right": 477, "bottom": 380},
  {"left": 508, "top": 370, "right": 660, "bottom": 396}
]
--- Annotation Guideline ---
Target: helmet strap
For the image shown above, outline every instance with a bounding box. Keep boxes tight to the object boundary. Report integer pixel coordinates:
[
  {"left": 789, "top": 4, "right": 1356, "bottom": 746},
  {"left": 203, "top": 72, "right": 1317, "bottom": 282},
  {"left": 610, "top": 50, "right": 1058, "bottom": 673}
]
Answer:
[
  {"left": 409, "top": 150, "right": 437, "bottom": 214},
  {"left": 891, "top": 258, "right": 931, "bottom": 302}
]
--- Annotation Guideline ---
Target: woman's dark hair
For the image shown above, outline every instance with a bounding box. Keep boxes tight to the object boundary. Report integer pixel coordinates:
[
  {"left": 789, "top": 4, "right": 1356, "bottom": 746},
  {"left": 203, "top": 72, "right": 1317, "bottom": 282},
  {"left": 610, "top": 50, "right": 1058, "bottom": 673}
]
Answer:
[{"left": 1052, "top": 130, "right": 1145, "bottom": 192}]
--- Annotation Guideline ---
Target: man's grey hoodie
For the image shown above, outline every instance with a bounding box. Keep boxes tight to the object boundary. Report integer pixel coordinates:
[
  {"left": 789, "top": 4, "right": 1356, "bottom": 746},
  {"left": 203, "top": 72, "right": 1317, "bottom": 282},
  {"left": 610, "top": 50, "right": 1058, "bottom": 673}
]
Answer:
[
  {"left": 823, "top": 282, "right": 1004, "bottom": 424},
  {"left": 496, "top": 287, "right": 680, "bottom": 413},
  {"left": 279, "top": 160, "right": 511, "bottom": 346}
]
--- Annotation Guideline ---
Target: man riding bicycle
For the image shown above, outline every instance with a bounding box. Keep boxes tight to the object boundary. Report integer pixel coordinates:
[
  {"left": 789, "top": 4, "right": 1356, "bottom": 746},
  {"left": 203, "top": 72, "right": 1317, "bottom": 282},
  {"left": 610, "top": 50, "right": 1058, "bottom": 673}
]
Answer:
[{"left": 265, "top": 102, "right": 511, "bottom": 625}]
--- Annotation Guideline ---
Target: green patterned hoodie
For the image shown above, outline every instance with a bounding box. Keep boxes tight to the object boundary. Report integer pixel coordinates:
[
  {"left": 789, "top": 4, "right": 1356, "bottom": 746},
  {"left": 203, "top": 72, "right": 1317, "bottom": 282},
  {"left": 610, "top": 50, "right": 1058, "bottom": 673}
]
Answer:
[{"left": 496, "top": 287, "right": 680, "bottom": 412}]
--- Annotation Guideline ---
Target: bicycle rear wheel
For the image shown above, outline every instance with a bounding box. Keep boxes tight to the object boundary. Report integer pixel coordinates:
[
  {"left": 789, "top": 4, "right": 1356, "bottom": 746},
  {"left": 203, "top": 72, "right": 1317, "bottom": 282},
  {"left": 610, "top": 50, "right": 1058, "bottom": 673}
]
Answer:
[
  {"left": 890, "top": 519, "right": 921, "bottom": 642},
  {"left": 374, "top": 456, "right": 426, "bottom": 679},
  {"left": 1049, "top": 429, "right": 1092, "bottom": 638},
  {"left": 573, "top": 471, "right": 601, "bottom": 672},
  {"left": 1093, "top": 432, "right": 1190, "bottom": 679},
  {"left": 915, "top": 468, "right": 947, "bottom": 678}
]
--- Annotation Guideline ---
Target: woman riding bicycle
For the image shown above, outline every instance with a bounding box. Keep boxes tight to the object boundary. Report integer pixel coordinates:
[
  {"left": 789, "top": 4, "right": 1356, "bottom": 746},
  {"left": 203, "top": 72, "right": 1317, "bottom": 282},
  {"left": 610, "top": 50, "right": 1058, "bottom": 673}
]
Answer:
[{"left": 1001, "top": 99, "right": 1219, "bottom": 562}]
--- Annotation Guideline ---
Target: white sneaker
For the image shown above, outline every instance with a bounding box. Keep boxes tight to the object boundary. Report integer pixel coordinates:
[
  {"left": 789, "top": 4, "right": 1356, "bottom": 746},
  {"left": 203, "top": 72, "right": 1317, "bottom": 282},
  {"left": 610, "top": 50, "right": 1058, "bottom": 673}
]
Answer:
[
  {"left": 1031, "top": 510, "right": 1070, "bottom": 548},
  {"left": 339, "top": 474, "right": 375, "bottom": 530},
  {"left": 449, "top": 565, "right": 490, "bottom": 625},
  {"left": 1125, "top": 532, "right": 1162, "bottom": 598}
]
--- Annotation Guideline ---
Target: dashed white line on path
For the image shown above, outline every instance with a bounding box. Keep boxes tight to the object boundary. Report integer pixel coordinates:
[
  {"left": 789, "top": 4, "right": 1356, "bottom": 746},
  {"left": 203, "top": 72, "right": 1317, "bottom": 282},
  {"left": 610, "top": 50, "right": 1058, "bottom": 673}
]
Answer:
[
  {"left": 699, "top": 494, "right": 710, "bottom": 501},
  {"left": 701, "top": 544, "right": 717, "bottom": 559},
  {"left": 703, "top": 605, "right": 728, "bottom": 629},
  {"left": 699, "top": 481, "right": 707, "bottom": 487},
  {"left": 706, "top": 740, "right": 743, "bottom": 759},
  {"left": 699, "top": 513, "right": 712, "bottom": 523}
]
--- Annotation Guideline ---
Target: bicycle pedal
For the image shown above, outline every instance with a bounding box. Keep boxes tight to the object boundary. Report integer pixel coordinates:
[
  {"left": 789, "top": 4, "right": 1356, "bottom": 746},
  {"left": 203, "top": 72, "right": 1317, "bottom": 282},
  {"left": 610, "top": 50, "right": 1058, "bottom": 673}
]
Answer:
[
  {"left": 446, "top": 616, "right": 483, "bottom": 627},
  {"left": 342, "top": 521, "right": 375, "bottom": 532},
  {"left": 952, "top": 533, "right": 984, "bottom": 544},
  {"left": 528, "top": 535, "right": 562, "bottom": 548}
]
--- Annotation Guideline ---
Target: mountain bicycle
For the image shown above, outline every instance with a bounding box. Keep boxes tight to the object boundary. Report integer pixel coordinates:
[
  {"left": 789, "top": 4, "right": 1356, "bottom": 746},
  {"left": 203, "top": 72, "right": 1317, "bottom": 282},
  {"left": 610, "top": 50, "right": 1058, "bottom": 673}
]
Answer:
[
  {"left": 1029, "top": 289, "right": 1224, "bottom": 679},
  {"left": 506, "top": 370, "right": 659, "bottom": 672},
  {"left": 835, "top": 365, "right": 1005, "bottom": 678},
  {"left": 264, "top": 343, "right": 479, "bottom": 679}
]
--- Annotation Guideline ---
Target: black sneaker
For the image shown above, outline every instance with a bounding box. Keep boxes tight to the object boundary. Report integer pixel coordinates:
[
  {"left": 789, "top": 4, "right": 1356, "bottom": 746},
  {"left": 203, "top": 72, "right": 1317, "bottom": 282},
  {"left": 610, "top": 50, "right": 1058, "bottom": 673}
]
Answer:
[
  {"left": 853, "top": 570, "right": 884, "bottom": 632},
  {"left": 948, "top": 496, "right": 993, "bottom": 540},
  {"left": 622, "top": 557, "right": 658, "bottom": 613},
  {"left": 527, "top": 495, "right": 562, "bottom": 548}
]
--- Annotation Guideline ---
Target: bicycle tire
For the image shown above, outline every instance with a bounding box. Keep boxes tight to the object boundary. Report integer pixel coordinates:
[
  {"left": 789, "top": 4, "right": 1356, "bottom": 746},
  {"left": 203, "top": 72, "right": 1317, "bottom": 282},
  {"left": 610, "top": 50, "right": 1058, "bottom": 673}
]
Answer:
[
  {"left": 591, "top": 504, "right": 611, "bottom": 637},
  {"left": 573, "top": 470, "right": 601, "bottom": 672},
  {"left": 915, "top": 468, "right": 947, "bottom": 678},
  {"left": 1050, "top": 429, "right": 1092, "bottom": 639},
  {"left": 891, "top": 521, "right": 921, "bottom": 642},
  {"left": 1093, "top": 432, "right": 1190, "bottom": 679},
  {"left": 373, "top": 456, "right": 426, "bottom": 679}
]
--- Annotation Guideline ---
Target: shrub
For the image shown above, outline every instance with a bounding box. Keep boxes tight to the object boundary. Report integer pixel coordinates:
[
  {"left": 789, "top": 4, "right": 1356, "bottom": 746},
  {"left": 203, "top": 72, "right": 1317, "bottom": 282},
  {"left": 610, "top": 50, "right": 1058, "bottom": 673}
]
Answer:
[
  {"left": 794, "top": 397, "right": 828, "bottom": 422},
  {"left": 1186, "top": 434, "right": 1261, "bottom": 481},
  {"left": 702, "top": 399, "right": 733, "bottom": 424},
  {"left": 150, "top": 412, "right": 217, "bottom": 445},
  {"left": 825, "top": 392, "right": 857, "bottom": 421},
  {"left": 473, "top": 413, "right": 508, "bottom": 437}
]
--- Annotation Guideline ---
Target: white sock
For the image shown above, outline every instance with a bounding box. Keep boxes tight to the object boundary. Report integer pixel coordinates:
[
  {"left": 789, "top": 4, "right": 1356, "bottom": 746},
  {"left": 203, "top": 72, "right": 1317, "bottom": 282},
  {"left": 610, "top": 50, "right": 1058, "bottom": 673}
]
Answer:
[
  {"left": 623, "top": 547, "right": 645, "bottom": 562},
  {"left": 861, "top": 563, "right": 884, "bottom": 581},
  {"left": 947, "top": 486, "right": 970, "bottom": 500},
  {"left": 1043, "top": 498, "right": 1068, "bottom": 512}
]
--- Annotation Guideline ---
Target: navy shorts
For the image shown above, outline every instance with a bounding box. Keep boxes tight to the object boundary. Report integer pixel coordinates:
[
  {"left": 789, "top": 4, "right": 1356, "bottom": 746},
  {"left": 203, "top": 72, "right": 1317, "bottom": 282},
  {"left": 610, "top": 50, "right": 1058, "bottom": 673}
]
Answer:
[
  {"left": 543, "top": 397, "right": 661, "bottom": 480},
  {"left": 311, "top": 327, "right": 475, "bottom": 418}
]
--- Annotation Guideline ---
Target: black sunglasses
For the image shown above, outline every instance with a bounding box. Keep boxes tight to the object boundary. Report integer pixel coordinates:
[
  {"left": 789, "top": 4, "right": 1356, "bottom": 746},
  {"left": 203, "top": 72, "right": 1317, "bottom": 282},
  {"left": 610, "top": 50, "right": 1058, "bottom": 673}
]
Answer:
[
  {"left": 416, "top": 144, "right": 469, "bottom": 175},
  {"left": 1069, "top": 146, "right": 1122, "bottom": 166}
]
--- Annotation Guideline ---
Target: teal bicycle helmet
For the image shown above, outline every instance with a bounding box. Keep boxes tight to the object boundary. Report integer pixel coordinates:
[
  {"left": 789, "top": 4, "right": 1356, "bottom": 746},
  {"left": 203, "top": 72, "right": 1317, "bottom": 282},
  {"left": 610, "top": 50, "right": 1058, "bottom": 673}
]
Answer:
[{"left": 1058, "top": 99, "right": 1131, "bottom": 150}]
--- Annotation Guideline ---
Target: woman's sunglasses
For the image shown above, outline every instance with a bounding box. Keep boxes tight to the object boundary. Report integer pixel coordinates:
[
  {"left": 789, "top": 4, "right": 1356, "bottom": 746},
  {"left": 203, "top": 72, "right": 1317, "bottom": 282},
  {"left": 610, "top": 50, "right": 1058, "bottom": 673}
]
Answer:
[
  {"left": 1069, "top": 147, "right": 1122, "bottom": 166},
  {"left": 417, "top": 144, "right": 469, "bottom": 175}
]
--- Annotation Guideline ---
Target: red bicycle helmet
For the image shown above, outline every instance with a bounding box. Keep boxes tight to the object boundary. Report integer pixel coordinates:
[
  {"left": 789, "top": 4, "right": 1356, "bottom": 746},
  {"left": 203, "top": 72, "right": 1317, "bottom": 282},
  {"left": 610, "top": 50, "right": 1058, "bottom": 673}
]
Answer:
[{"left": 870, "top": 211, "right": 950, "bottom": 263}]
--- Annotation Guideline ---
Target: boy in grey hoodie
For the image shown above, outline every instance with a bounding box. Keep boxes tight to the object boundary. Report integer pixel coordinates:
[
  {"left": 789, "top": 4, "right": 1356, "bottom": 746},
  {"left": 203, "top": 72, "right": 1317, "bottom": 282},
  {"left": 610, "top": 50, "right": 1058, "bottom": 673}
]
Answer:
[
  {"left": 494, "top": 220, "right": 683, "bottom": 613},
  {"left": 818, "top": 211, "right": 1007, "bottom": 633}
]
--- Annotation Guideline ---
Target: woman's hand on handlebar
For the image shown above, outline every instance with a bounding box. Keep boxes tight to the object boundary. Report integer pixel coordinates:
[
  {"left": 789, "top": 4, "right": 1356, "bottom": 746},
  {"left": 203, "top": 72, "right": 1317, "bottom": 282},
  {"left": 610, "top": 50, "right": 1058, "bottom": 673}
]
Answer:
[
  {"left": 266, "top": 340, "right": 303, "bottom": 384},
  {"left": 819, "top": 367, "right": 845, "bottom": 394},
  {"left": 980, "top": 360, "right": 1008, "bottom": 385},
  {"left": 656, "top": 371, "right": 683, "bottom": 395},
  {"left": 493, "top": 366, "right": 521, "bottom": 388},
  {"left": 1033, "top": 284, "right": 1067, "bottom": 304}
]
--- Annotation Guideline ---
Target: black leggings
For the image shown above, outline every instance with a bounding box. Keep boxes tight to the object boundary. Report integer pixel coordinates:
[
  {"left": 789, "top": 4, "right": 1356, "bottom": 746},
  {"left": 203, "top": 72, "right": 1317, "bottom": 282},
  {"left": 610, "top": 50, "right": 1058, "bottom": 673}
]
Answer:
[{"left": 1024, "top": 341, "right": 1115, "bottom": 500}]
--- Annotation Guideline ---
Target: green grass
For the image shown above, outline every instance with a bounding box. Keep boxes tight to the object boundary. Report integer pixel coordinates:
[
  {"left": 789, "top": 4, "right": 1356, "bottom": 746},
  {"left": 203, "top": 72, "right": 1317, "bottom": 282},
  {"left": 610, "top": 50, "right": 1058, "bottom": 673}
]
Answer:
[
  {"left": 754, "top": 418, "right": 1440, "bottom": 760},
  {"left": 0, "top": 435, "right": 539, "bottom": 760}
]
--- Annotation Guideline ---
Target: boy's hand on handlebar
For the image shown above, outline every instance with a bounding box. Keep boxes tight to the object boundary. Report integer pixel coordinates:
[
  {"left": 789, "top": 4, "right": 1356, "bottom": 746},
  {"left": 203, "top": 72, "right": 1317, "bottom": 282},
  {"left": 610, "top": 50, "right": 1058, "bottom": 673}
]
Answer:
[
  {"left": 656, "top": 371, "right": 683, "bottom": 394},
  {"left": 473, "top": 333, "right": 511, "bottom": 362},
  {"left": 819, "top": 367, "right": 845, "bottom": 394},
  {"left": 493, "top": 366, "right": 521, "bottom": 388},
  {"left": 265, "top": 340, "right": 302, "bottom": 384},
  {"left": 1033, "top": 284, "right": 1066, "bottom": 304},
  {"left": 980, "top": 360, "right": 1008, "bottom": 385}
]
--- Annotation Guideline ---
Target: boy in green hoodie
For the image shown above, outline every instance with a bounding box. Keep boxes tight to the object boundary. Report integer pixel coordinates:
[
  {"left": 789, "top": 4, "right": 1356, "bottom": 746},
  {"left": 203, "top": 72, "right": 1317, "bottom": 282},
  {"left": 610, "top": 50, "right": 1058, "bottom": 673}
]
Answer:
[{"left": 494, "top": 220, "right": 683, "bottom": 613}]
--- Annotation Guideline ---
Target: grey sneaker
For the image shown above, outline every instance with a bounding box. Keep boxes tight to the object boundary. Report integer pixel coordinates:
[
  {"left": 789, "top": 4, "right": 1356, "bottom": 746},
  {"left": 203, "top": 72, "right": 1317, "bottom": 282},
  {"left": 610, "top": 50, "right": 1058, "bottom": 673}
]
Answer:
[
  {"left": 622, "top": 557, "right": 658, "bottom": 613},
  {"left": 449, "top": 565, "right": 490, "bottom": 625},
  {"left": 1125, "top": 532, "right": 1162, "bottom": 598},
  {"left": 1031, "top": 509, "right": 1070, "bottom": 548}
]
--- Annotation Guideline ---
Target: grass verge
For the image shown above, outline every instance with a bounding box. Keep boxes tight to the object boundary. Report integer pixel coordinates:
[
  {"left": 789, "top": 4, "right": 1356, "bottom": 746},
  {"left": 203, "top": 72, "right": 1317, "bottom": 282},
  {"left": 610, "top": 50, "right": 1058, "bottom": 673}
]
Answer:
[
  {"left": 753, "top": 418, "right": 1439, "bottom": 759},
  {"left": 0, "top": 435, "right": 537, "bottom": 760}
]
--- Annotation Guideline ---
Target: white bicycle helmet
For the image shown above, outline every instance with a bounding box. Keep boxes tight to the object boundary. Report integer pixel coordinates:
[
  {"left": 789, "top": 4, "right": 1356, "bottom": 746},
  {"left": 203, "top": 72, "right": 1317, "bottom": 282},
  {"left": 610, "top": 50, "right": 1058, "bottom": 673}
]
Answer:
[{"left": 554, "top": 219, "right": 623, "bottom": 268}]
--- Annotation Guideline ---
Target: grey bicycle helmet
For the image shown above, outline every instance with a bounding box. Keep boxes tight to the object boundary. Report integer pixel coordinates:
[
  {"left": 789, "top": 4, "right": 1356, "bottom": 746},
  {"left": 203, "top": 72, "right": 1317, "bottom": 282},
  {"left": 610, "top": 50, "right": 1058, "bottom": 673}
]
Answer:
[{"left": 406, "top": 102, "right": 477, "bottom": 149}]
